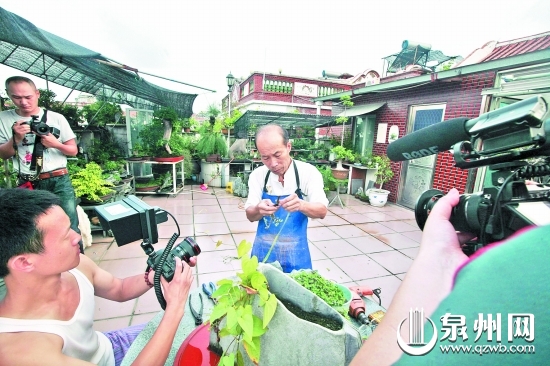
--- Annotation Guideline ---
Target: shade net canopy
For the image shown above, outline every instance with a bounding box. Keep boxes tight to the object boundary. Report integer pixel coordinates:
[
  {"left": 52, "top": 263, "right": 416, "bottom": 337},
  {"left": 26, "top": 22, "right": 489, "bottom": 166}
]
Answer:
[
  {"left": 0, "top": 7, "right": 197, "bottom": 118},
  {"left": 233, "top": 110, "right": 337, "bottom": 138}
]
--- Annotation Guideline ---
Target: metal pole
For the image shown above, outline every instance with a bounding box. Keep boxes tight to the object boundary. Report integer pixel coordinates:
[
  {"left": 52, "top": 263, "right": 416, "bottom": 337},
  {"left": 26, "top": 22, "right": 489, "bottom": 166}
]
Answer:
[{"left": 227, "top": 91, "right": 231, "bottom": 148}]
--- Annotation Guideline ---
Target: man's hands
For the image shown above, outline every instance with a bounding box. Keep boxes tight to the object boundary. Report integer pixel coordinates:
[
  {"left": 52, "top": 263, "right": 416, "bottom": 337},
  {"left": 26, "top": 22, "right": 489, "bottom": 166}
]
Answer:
[
  {"left": 419, "top": 188, "right": 474, "bottom": 261},
  {"left": 160, "top": 257, "right": 194, "bottom": 315},
  {"left": 11, "top": 120, "right": 30, "bottom": 144},
  {"left": 278, "top": 193, "right": 303, "bottom": 213},
  {"left": 256, "top": 198, "right": 280, "bottom": 216}
]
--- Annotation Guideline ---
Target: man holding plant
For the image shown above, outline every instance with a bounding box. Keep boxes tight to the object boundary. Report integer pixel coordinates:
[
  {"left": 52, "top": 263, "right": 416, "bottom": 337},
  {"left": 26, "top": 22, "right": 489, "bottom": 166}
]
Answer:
[{"left": 245, "top": 124, "right": 328, "bottom": 272}]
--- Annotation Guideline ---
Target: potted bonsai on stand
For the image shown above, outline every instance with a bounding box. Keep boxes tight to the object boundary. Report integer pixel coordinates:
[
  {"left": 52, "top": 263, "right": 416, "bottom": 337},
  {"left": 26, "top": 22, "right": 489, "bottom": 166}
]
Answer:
[
  {"left": 330, "top": 146, "right": 354, "bottom": 180},
  {"left": 366, "top": 155, "right": 394, "bottom": 207}
]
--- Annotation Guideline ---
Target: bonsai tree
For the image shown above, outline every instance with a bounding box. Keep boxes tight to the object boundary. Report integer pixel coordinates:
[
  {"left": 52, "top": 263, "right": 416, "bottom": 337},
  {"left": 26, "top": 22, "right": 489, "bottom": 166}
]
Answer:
[
  {"left": 335, "top": 95, "right": 354, "bottom": 146},
  {"left": 372, "top": 154, "right": 394, "bottom": 190},
  {"left": 138, "top": 107, "right": 187, "bottom": 158},
  {"left": 196, "top": 132, "right": 228, "bottom": 159},
  {"left": 71, "top": 162, "right": 114, "bottom": 203},
  {"left": 330, "top": 146, "right": 355, "bottom": 169}
]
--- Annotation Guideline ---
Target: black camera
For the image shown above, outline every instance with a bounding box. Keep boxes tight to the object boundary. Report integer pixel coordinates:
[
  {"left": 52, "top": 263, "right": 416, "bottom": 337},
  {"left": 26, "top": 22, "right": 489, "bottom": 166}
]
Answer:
[
  {"left": 22, "top": 115, "right": 60, "bottom": 138},
  {"left": 145, "top": 237, "right": 201, "bottom": 281},
  {"left": 26, "top": 114, "right": 50, "bottom": 136},
  {"left": 390, "top": 95, "right": 550, "bottom": 255}
]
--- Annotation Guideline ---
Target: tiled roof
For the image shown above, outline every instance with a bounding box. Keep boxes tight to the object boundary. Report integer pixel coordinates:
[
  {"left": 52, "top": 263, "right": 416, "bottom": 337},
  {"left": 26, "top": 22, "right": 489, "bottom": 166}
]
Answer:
[{"left": 483, "top": 31, "right": 550, "bottom": 62}]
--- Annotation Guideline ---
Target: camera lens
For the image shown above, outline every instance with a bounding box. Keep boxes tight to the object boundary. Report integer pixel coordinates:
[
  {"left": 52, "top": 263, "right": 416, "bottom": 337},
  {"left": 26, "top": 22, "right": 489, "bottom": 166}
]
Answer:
[
  {"left": 37, "top": 125, "right": 49, "bottom": 134},
  {"left": 414, "top": 189, "right": 444, "bottom": 230},
  {"left": 172, "top": 237, "right": 201, "bottom": 263}
]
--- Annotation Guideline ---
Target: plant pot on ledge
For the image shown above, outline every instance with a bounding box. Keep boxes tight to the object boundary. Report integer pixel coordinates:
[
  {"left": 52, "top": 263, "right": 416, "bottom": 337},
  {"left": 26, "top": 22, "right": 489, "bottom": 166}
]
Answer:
[{"left": 331, "top": 160, "right": 349, "bottom": 180}]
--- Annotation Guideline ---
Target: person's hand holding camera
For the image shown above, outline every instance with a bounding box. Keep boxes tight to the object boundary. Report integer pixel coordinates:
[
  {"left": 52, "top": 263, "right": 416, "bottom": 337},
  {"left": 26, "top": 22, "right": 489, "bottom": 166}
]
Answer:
[
  {"left": 11, "top": 120, "right": 30, "bottom": 144},
  {"left": 418, "top": 188, "right": 474, "bottom": 265},
  {"left": 160, "top": 257, "right": 194, "bottom": 317}
]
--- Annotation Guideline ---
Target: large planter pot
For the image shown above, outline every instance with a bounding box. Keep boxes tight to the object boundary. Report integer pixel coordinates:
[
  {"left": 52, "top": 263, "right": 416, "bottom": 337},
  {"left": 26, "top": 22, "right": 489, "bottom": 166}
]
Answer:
[
  {"left": 153, "top": 156, "right": 183, "bottom": 163},
  {"left": 367, "top": 189, "right": 390, "bottom": 207},
  {"left": 210, "top": 263, "right": 362, "bottom": 366},
  {"left": 331, "top": 168, "right": 349, "bottom": 180},
  {"left": 200, "top": 161, "right": 229, "bottom": 188}
]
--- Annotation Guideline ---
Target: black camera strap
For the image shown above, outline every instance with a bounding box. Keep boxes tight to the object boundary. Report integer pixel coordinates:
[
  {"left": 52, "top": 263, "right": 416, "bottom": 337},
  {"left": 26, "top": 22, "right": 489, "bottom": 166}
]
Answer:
[{"left": 29, "top": 109, "right": 48, "bottom": 173}]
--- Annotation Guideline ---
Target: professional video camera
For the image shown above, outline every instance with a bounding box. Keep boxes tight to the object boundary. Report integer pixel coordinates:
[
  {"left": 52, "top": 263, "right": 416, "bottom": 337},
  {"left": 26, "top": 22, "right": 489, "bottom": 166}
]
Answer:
[
  {"left": 23, "top": 114, "right": 60, "bottom": 138},
  {"left": 387, "top": 95, "right": 550, "bottom": 254},
  {"left": 94, "top": 196, "right": 201, "bottom": 308}
]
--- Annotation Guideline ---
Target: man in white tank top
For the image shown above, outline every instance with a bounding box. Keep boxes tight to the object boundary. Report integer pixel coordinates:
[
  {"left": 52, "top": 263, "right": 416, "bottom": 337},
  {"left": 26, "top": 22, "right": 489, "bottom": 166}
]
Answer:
[{"left": 0, "top": 189, "right": 195, "bottom": 365}]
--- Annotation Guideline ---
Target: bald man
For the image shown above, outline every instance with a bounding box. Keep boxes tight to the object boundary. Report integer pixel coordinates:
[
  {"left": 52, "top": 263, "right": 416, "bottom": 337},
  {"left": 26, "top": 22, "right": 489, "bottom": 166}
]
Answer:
[{"left": 244, "top": 124, "right": 328, "bottom": 272}]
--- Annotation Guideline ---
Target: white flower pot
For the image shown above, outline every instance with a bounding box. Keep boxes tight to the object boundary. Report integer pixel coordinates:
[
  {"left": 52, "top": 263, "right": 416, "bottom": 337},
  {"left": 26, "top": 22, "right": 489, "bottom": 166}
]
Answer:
[{"left": 367, "top": 189, "right": 390, "bottom": 207}]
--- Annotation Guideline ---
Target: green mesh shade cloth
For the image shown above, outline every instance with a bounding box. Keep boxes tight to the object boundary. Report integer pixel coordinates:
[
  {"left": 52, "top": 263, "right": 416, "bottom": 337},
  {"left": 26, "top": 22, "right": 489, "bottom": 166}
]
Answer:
[
  {"left": 0, "top": 7, "right": 197, "bottom": 118},
  {"left": 232, "top": 110, "right": 337, "bottom": 138}
]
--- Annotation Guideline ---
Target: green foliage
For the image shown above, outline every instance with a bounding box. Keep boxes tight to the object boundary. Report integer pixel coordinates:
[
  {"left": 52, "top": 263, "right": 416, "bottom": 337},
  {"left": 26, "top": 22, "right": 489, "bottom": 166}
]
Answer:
[
  {"left": 196, "top": 133, "right": 228, "bottom": 158},
  {"left": 153, "top": 106, "right": 179, "bottom": 122},
  {"left": 137, "top": 115, "right": 189, "bottom": 157},
  {"left": 88, "top": 132, "right": 126, "bottom": 165},
  {"left": 317, "top": 165, "right": 347, "bottom": 192},
  {"left": 222, "top": 109, "right": 242, "bottom": 129},
  {"left": 335, "top": 95, "right": 354, "bottom": 125},
  {"left": 291, "top": 271, "right": 346, "bottom": 307},
  {"left": 372, "top": 154, "right": 394, "bottom": 188},
  {"left": 70, "top": 162, "right": 114, "bottom": 202},
  {"left": 38, "top": 88, "right": 57, "bottom": 109},
  {"left": 37, "top": 89, "right": 83, "bottom": 126},
  {"left": 0, "top": 158, "right": 16, "bottom": 188},
  {"left": 82, "top": 101, "right": 123, "bottom": 127},
  {"left": 210, "top": 241, "right": 277, "bottom": 366},
  {"left": 331, "top": 146, "right": 355, "bottom": 162}
]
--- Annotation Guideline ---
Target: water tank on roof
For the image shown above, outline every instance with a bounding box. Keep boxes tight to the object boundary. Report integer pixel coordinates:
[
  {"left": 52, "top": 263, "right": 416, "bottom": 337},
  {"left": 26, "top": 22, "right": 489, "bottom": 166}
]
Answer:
[
  {"left": 402, "top": 40, "right": 432, "bottom": 52},
  {"left": 322, "top": 70, "right": 345, "bottom": 79}
]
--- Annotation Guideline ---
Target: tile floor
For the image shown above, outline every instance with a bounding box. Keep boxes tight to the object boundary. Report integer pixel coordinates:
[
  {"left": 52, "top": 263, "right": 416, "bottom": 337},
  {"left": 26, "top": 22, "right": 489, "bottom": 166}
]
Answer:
[{"left": 88, "top": 185, "right": 420, "bottom": 333}]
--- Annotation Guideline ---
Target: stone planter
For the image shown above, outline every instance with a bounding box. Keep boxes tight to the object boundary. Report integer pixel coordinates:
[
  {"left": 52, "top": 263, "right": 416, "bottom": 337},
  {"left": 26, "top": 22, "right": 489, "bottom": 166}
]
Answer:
[{"left": 210, "top": 263, "right": 362, "bottom": 365}]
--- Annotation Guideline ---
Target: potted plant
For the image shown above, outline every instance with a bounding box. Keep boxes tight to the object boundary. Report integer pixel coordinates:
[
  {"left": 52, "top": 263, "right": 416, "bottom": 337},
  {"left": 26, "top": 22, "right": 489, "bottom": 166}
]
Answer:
[
  {"left": 366, "top": 155, "right": 394, "bottom": 207},
  {"left": 330, "top": 146, "right": 354, "bottom": 180},
  {"left": 209, "top": 240, "right": 362, "bottom": 366},
  {"left": 71, "top": 162, "right": 115, "bottom": 204}
]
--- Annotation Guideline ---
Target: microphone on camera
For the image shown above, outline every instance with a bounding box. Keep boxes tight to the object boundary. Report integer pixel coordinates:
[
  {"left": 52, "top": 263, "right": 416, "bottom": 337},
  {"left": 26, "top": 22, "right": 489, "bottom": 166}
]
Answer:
[{"left": 386, "top": 117, "right": 477, "bottom": 162}]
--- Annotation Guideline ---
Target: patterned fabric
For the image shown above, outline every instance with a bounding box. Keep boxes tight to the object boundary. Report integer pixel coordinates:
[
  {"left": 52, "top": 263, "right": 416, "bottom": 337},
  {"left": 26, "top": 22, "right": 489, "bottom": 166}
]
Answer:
[{"left": 104, "top": 323, "right": 147, "bottom": 366}]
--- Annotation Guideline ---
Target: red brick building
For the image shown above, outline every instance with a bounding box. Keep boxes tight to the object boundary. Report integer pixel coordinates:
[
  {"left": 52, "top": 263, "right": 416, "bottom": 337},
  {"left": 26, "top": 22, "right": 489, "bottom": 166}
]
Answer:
[{"left": 315, "top": 32, "right": 550, "bottom": 208}]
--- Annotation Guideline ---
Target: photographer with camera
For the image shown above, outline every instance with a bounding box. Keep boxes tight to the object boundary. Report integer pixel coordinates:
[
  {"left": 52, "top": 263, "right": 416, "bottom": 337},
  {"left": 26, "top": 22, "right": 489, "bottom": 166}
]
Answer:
[
  {"left": 0, "top": 188, "right": 197, "bottom": 366},
  {"left": 351, "top": 188, "right": 549, "bottom": 365},
  {"left": 0, "top": 76, "right": 85, "bottom": 253}
]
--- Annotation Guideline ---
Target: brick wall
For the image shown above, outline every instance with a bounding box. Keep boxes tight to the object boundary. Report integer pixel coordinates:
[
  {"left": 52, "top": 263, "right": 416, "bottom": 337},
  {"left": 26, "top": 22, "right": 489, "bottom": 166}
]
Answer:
[{"left": 352, "top": 71, "right": 496, "bottom": 202}]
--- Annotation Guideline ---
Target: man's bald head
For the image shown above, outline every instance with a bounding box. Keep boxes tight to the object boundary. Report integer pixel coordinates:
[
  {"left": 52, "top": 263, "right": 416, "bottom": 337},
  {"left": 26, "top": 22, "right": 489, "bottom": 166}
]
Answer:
[{"left": 255, "top": 124, "right": 289, "bottom": 147}]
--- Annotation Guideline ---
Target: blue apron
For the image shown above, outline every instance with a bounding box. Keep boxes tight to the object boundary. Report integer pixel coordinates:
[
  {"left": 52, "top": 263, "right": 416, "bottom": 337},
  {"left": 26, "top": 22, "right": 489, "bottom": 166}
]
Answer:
[{"left": 251, "top": 161, "right": 311, "bottom": 273}]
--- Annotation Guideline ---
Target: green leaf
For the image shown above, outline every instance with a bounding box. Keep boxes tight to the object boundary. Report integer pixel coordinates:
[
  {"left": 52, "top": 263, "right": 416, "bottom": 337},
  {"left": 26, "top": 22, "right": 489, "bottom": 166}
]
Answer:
[
  {"left": 243, "top": 336, "right": 261, "bottom": 363},
  {"left": 263, "top": 294, "right": 278, "bottom": 328},
  {"left": 238, "top": 305, "right": 254, "bottom": 343},
  {"left": 252, "top": 315, "right": 267, "bottom": 337},
  {"left": 212, "top": 282, "right": 232, "bottom": 298},
  {"left": 236, "top": 351, "right": 245, "bottom": 366},
  {"left": 209, "top": 303, "right": 229, "bottom": 323},
  {"left": 221, "top": 353, "right": 235, "bottom": 366},
  {"left": 250, "top": 271, "right": 267, "bottom": 290},
  {"left": 257, "top": 288, "right": 269, "bottom": 306},
  {"left": 237, "top": 240, "right": 252, "bottom": 258},
  {"left": 241, "top": 256, "right": 258, "bottom": 278},
  {"left": 226, "top": 306, "right": 238, "bottom": 329}
]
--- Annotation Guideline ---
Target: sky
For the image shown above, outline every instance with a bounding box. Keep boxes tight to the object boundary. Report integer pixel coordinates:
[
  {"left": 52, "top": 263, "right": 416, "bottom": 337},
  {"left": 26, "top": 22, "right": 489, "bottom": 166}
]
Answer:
[{"left": 1, "top": 0, "right": 549, "bottom": 114}]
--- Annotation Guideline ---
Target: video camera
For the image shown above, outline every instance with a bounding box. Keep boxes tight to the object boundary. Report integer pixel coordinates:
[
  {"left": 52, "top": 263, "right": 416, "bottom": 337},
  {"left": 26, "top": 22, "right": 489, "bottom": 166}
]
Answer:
[
  {"left": 23, "top": 114, "right": 60, "bottom": 138},
  {"left": 387, "top": 95, "right": 550, "bottom": 254},
  {"left": 94, "top": 196, "right": 201, "bottom": 308}
]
